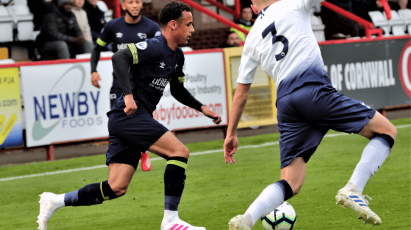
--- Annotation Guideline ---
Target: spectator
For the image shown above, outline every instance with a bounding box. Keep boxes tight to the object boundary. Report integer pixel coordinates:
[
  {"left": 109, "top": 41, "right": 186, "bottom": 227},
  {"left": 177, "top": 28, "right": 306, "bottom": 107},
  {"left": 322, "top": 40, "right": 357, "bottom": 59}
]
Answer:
[
  {"left": 231, "top": 6, "right": 254, "bottom": 41},
  {"left": 35, "top": 0, "right": 93, "bottom": 59},
  {"left": 72, "top": 0, "right": 92, "bottom": 42},
  {"left": 220, "top": 31, "right": 241, "bottom": 48},
  {"left": 83, "top": 0, "right": 106, "bottom": 42},
  {"left": 27, "top": 0, "right": 55, "bottom": 31}
]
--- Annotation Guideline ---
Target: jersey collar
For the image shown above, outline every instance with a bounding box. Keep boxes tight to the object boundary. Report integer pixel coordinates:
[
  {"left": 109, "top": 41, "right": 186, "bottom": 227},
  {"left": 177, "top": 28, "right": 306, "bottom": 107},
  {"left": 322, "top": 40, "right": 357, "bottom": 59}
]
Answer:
[{"left": 258, "top": 5, "right": 271, "bottom": 18}]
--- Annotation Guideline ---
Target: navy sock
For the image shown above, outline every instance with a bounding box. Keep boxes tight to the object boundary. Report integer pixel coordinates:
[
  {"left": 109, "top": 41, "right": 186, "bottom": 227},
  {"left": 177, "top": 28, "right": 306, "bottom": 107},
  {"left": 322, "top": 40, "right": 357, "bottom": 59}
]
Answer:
[
  {"left": 164, "top": 157, "right": 187, "bottom": 211},
  {"left": 64, "top": 181, "right": 118, "bottom": 206}
]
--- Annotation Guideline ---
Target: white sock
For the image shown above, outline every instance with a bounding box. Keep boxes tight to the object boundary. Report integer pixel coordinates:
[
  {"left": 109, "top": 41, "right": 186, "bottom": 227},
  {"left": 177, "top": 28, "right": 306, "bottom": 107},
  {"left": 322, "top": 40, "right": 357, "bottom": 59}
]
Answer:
[
  {"left": 56, "top": 194, "right": 65, "bottom": 208},
  {"left": 245, "top": 183, "right": 285, "bottom": 227},
  {"left": 348, "top": 136, "right": 391, "bottom": 192},
  {"left": 162, "top": 210, "right": 179, "bottom": 223}
]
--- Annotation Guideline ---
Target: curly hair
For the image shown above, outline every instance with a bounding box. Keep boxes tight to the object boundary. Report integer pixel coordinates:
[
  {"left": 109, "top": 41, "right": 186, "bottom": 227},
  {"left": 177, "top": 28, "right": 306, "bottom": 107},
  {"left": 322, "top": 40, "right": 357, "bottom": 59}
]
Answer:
[{"left": 158, "top": 1, "right": 191, "bottom": 28}]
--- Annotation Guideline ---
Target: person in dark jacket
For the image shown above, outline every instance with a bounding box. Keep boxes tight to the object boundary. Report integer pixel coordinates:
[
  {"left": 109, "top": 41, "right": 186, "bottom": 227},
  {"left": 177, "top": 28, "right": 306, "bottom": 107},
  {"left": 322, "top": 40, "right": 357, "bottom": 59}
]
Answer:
[
  {"left": 83, "top": 0, "right": 106, "bottom": 42},
  {"left": 27, "top": 0, "right": 55, "bottom": 31},
  {"left": 36, "top": 0, "right": 93, "bottom": 59}
]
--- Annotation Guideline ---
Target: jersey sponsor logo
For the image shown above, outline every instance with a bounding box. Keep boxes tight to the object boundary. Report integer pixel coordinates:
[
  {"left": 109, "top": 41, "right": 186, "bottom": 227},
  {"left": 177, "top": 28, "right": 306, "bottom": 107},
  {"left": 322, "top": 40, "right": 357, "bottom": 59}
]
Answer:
[
  {"left": 117, "top": 43, "right": 127, "bottom": 50},
  {"left": 325, "top": 59, "right": 395, "bottom": 91},
  {"left": 136, "top": 41, "right": 147, "bottom": 50},
  {"left": 149, "top": 78, "right": 169, "bottom": 92},
  {"left": 116, "top": 32, "right": 123, "bottom": 38},
  {"left": 159, "top": 62, "right": 165, "bottom": 68},
  {"left": 137, "top": 32, "right": 147, "bottom": 39},
  {"left": 399, "top": 40, "right": 411, "bottom": 98},
  {"left": 155, "top": 31, "right": 161, "bottom": 37}
]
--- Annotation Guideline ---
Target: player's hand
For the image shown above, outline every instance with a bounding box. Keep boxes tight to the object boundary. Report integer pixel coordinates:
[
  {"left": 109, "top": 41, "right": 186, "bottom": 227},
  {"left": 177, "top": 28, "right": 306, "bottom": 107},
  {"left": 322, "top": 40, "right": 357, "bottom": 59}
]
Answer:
[
  {"left": 91, "top": 72, "right": 101, "bottom": 88},
  {"left": 224, "top": 135, "right": 238, "bottom": 164},
  {"left": 201, "top": 105, "right": 222, "bottom": 124},
  {"left": 124, "top": 94, "right": 137, "bottom": 115}
]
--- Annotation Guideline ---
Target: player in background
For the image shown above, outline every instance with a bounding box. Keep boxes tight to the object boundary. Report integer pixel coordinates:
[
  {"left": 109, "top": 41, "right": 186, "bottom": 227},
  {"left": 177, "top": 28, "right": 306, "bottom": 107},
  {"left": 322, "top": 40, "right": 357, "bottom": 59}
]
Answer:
[
  {"left": 223, "top": 0, "right": 397, "bottom": 229},
  {"left": 90, "top": 0, "right": 161, "bottom": 171},
  {"left": 37, "top": 2, "right": 222, "bottom": 230}
]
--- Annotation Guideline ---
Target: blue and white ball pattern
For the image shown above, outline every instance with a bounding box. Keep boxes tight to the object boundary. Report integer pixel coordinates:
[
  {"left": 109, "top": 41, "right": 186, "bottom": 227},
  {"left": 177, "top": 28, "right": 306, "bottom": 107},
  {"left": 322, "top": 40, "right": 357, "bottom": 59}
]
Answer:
[{"left": 261, "top": 201, "right": 297, "bottom": 230}]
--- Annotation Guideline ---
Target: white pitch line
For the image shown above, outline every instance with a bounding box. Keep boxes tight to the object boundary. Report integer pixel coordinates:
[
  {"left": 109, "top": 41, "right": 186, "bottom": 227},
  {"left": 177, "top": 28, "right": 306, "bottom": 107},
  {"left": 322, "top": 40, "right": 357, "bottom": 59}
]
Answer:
[{"left": 1, "top": 123, "right": 410, "bottom": 182}]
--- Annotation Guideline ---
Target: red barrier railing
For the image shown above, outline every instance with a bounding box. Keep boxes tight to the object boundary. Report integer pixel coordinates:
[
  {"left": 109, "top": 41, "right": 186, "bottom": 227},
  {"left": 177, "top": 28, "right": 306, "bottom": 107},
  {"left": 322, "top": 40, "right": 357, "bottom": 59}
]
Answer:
[
  {"left": 179, "top": 0, "right": 249, "bottom": 35},
  {"left": 379, "top": 0, "right": 391, "bottom": 20},
  {"left": 201, "top": 0, "right": 241, "bottom": 20},
  {"left": 320, "top": 1, "right": 383, "bottom": 38}
]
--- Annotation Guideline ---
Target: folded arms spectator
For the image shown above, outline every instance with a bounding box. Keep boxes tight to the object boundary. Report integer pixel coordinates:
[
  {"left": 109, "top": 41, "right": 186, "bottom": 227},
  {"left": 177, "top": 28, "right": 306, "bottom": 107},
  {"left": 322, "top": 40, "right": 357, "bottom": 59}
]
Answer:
[
  {"left": 72, "top": 0, "right": 93, "bottom": 42},
  {"left": 35, "top": 0, "right": 93, "bottom": 59}
]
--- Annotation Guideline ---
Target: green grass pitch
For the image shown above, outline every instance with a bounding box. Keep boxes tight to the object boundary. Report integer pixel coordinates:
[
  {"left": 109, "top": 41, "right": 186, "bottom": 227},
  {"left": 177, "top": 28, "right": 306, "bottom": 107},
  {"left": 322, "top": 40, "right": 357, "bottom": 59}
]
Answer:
[{"left": 0, "top": 118, "right": 409, "bottom": 229}]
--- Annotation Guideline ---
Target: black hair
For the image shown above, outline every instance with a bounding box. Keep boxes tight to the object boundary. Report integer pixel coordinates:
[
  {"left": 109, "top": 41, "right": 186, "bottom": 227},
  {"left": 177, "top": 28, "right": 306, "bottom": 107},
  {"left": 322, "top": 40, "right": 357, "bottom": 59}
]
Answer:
[
  {"left": 241, "top": 6, "right": 252, "bottom": 13},
  {"left": 158, "top": 1, "right": 191, "bottom": 28},
  {"left": 226, "top": 31, "right": 237, "bottom": 39}
]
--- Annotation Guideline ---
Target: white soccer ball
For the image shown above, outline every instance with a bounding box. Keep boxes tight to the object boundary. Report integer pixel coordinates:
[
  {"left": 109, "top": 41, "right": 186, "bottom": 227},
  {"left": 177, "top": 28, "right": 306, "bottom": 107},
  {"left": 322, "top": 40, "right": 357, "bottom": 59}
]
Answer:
[{"left": 261, "top": 201, "right": 297, "bottom": 230}]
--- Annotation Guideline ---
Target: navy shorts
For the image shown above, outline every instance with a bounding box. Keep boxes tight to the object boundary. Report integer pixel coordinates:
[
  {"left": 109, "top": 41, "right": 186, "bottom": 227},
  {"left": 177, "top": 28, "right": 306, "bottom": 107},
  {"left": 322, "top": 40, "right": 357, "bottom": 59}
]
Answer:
[
  {"left": 277, "top": 83, "right": 376, "bottom": 169},
  {"left": 106, "top": 108, "right": 169, "bottom": 169},
  {"left": 110, "top": 77, "right": 122, "bottom": 108}
]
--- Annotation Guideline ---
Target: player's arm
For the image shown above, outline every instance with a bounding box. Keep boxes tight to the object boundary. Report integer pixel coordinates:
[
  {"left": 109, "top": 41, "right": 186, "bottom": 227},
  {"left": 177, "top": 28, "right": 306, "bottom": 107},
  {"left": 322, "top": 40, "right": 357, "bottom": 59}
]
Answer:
[
  {"left": 90, "top": 23, "right": 112, "bottom": 88},
  {"left": 111, "top": 45, "right": 137, "bottom": 115},
  {"left": 223, "top": 47, "right": 258, "bottom": 164},
  {"left": 170, "top": 78, "right": 222, "bottom": 125}
]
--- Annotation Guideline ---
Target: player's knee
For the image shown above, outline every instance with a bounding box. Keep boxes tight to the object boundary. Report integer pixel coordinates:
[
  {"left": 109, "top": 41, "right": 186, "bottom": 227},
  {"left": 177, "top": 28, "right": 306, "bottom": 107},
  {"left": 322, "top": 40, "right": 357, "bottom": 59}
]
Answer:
[
  {"left": 292, "top": 184, "right": 303, "bottom": 196},
  {"left": 110, "top": 184, "right": 128, "bottom": 197},
  {"left": 170, "top": 145, "right": 189, "bottom": 158},
  {"left": 181, "top": 146, "right": 190, "bottom": 158},
  {"left": 389, "top": 125, "right": 397, "bottom": 140}
]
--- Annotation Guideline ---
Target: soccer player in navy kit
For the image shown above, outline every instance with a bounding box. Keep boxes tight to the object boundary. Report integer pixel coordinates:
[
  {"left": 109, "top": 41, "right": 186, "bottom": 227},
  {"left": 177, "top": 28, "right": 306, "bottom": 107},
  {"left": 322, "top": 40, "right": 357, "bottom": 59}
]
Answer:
[
  {"left": 224, "top": 0, "right": 397, "bottom": 229},
  {"left": 37, "top": 2, "right": 221, "bottom": 230},
  {"left": 90, "top": 0, "right": 161, "bottom": 171}
]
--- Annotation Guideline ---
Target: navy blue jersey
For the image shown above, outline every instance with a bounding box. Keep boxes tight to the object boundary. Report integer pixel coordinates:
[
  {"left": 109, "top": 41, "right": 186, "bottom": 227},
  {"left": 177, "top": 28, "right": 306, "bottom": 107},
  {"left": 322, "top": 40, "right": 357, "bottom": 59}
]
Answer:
[
  {"left": 113, "top": 35, "right": 185, "bottom": 114},
  {"left": 97, "top": 16, "right": 161, "bottom": 53}
]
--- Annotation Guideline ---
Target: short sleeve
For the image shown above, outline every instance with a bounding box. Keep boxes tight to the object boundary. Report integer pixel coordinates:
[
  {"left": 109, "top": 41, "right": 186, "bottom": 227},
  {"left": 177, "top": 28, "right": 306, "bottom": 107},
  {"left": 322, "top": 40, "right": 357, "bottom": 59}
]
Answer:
[
  {"left": 237, "top": 46, "right": 258, "bottom": 84},
  {"left": 301, "top": 0, "right": 324, "bottom": 13},
  {"left": 97, "top": 22, "right": 113, "bottom": 47}
]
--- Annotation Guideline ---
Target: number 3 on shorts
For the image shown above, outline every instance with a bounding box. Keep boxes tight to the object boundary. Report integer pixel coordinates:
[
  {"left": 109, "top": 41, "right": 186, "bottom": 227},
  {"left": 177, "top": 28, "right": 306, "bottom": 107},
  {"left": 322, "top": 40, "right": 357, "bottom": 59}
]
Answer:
[{"left": 262, "top": 21, "right": 289, "bottom": 61}]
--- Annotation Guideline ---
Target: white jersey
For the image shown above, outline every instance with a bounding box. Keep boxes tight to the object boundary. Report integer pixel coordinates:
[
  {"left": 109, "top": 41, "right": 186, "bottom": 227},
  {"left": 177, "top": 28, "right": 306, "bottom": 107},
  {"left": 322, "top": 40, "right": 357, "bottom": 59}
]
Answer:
[{"left": 237, "top": 0, "right": 330, "bottom": 99}]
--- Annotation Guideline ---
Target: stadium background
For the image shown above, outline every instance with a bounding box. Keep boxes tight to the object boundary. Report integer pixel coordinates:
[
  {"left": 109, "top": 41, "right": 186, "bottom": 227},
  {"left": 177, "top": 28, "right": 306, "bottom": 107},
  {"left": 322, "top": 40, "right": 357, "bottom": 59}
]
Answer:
[{"left": 0, "top": 0, "right": 410, "bottom": 229}]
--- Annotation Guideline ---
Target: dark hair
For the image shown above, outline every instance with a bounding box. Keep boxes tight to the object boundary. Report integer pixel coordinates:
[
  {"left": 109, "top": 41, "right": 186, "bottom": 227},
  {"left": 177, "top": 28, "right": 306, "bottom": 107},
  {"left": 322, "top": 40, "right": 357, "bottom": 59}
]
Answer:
[
  {"left": 226, "top": 31, "right": 237, "bottom": 39},
  {"left": 158, "top": 1, "right": 191, "bottom": 28},
  {"left": 241, "top": 6, "right": 252, "bottom": 12}
]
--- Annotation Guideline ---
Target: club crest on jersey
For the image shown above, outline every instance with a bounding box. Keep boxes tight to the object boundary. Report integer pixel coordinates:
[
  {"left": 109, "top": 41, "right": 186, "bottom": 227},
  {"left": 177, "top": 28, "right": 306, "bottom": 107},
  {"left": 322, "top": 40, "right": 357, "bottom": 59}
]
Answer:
[
  {"left": 137, "top": 33, "right": 147, "bottom": 39},
  {"left": 136, "top": 42, "right": 147, "bottom": 50},
  {"left": 116, "top": 32, "right": 123, "bottom": 38},
  {"left": 160, "top": 62, "right": 165, "bottom": 68}
]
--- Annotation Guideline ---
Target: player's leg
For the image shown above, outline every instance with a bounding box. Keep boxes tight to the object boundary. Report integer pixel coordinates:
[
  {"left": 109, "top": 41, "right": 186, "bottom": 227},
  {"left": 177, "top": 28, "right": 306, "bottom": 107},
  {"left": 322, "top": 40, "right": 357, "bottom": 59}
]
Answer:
[
  {"left": 37, "top": 112, "right": 141, "bottom": 230},
  {"left": 336, "top": 112, "right": 396, "bottom": 226},
  {"left": 304, "top": 83, "right": 393, "bottom": 226},
  {"left": 110, "top": 77, "right": 152, "bottom": 172},
  {"left": 229, "top": 90, "right": 326, "bottom": 230},
  {"left": 148, "top": 132, "right": 205, "bottom": 230}
]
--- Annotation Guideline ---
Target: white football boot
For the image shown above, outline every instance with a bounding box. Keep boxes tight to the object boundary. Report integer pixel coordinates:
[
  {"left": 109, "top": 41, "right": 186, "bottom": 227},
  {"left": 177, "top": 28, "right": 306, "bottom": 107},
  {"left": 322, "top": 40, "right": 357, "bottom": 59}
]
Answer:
[
  {"left": 335, "top": 187, "right": 382, "bottom": 226},
  {"left": 228, "top": 215, "right": 252, "bottom": 230},
  {"left": 37, "top": 192, "right": 65, "bottom": 230},
  {"left": 161, "top": 211, "right": 206, "bottom": 230}
]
